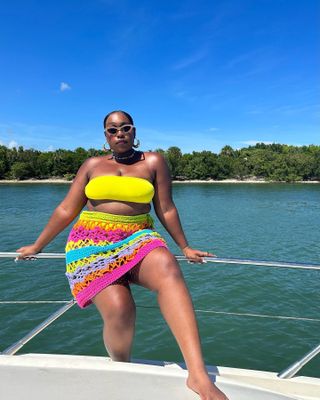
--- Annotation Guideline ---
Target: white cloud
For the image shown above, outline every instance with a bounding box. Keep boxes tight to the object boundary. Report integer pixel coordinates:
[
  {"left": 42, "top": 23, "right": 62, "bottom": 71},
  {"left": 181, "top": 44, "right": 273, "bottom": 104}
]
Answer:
[
  {"left": 47, "top": 145, "right": 55, "bottom": 151},
  {"left": 225, "top": 50, "right": 256, "bottom": 70},
  {"left": 171, "top": 88, "right": 198, "bottom": 102},
  {"left": 246, "top": 109, "right": 263, "bottom": 115},
  {"left": 173, "top": 49, "right": 208, "bottom": 70},
  {"left": 60, "top": 82, "right": 71, "bottom": 92},
  {"left": 8, "top": 140, "right": 18, "bottom": 148},
  {"left": 208, "top": 127, "right": 219, "bottom": 132}
]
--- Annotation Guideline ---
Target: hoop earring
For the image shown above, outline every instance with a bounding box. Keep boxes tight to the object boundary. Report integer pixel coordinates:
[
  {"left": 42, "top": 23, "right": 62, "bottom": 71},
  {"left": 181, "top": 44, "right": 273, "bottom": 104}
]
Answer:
[
  {"left": 132, "top": 138, "right": 140, "bottom": 148},
  {"left": 102, "top": 143, "right": 110, "bottom": 152}
]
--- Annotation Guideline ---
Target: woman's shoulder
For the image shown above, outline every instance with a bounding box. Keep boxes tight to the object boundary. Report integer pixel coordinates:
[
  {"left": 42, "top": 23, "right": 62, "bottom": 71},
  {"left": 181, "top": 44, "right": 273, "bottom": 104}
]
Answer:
[
  {"left": 77, "top": 155, "right": 110, "bottom": 176},
  {"left": 143, "top": 151, "right": 170, "bottom": 182},
  {"left": 143, "top": 151, "right": 166, "bottom": 166},
  {"left": 83, "top": 155, "right": 109, "bottom": 167}
]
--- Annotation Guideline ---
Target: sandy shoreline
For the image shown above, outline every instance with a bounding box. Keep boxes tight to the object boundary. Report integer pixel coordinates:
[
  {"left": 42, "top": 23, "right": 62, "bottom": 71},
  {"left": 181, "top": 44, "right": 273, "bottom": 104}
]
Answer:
[
  {"left": 0, "top": 179, "right": 72, "bottom": 184},
  {"left": 0, "top": 178, "right": 319, "bottom": 184}
]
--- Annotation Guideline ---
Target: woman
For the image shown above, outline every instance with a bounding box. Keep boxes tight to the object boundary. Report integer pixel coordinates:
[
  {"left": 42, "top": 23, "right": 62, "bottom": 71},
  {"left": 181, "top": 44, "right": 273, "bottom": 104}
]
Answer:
[{"left": 17, "top": 110, "right": 228, "bottom": 400}]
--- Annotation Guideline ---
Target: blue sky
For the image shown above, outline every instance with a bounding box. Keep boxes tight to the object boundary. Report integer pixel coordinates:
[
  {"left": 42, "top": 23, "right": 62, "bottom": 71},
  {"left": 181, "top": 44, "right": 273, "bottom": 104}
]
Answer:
[{"left": 0, "top": 0, "right": 319, "bottom": 154}]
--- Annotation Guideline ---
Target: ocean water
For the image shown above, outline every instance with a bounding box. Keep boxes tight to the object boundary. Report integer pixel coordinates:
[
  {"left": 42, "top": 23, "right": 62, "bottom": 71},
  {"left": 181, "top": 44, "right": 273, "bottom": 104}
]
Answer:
[{"left": 0, "top": 183, "right": 319, "bottom": 377}]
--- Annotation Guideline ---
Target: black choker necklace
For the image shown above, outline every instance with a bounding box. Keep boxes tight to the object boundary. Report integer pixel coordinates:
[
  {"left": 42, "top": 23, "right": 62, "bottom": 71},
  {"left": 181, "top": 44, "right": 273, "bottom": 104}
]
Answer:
[{"left": 112, "top": 149, "right": 136, "bottom": 161}]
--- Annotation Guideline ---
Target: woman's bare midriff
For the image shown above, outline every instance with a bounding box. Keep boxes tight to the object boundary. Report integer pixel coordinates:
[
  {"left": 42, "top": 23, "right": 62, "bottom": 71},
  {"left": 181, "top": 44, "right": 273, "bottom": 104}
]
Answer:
[{"left": 86, "top": 199, "right": 152, "bottom": 216}]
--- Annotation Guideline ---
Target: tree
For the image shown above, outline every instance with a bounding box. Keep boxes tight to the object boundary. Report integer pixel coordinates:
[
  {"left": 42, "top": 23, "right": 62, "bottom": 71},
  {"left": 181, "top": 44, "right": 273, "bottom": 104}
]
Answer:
[
  {"left": 10, "top": 162, "right": 32, "bottom": 180},
  {"left": 0, "top": 143, "right": 319, "bottom": 181},
  {"left": 220, "top": 145, "right": 236, "bottom": 157},
  {"left": 165, "top": 146, "right": 182, "bottom": 178},
  {"left": 0, "top": 160, "right": 6, "bottom": 178},
  {"left": 0, "top": 146, "right": 9, "bottom": 178}
]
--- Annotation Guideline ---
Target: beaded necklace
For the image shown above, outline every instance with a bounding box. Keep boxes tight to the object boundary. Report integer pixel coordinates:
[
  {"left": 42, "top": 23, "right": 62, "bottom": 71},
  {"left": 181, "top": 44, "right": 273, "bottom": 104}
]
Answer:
[{"left": 112, "top": 149, "right": 136, "bottom": 161}]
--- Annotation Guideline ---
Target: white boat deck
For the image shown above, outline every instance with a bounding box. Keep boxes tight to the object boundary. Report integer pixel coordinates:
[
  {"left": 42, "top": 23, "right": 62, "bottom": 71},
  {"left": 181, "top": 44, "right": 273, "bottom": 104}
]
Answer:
[{"left": 0, "top": 353, "right": 319, "bottom": 400}]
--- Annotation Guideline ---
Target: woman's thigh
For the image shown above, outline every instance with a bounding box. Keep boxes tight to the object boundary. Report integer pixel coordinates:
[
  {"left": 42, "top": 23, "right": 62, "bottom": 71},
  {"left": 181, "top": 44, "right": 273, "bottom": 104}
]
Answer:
[{"left": 131, "top": 247, "right": 184, "bottom": 291}]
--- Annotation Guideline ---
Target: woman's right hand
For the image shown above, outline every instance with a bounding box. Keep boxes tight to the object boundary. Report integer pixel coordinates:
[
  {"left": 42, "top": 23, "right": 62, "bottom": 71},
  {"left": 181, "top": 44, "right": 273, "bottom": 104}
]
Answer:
[{"left": 16, "top": 244, "right": 41, "bottom": 260}]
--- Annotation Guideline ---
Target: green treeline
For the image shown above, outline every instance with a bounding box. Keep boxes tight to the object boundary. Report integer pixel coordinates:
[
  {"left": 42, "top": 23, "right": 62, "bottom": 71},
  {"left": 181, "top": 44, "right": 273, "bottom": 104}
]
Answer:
[{"left": 0, "top": 143, "right": 320, "bottom": 182}]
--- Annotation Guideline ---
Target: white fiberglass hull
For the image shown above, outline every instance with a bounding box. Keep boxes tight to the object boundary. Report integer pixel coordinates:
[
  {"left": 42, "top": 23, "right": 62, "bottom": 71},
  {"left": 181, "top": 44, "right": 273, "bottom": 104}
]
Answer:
[{"left": 0, "top": 354, "right": 319, "bottom": 400}]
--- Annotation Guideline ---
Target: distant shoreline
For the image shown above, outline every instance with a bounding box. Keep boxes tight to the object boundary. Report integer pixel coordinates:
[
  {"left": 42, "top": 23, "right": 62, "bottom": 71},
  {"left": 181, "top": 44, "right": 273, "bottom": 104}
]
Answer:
[
  {"left": 173, "top": 179, "right": 320, "bottom": 184},
  {"left": 0, "top": 179, "right": 71, "bottom": 184},
  {"left": 0, "top": 178, "right": 319, "bottom": 184}
]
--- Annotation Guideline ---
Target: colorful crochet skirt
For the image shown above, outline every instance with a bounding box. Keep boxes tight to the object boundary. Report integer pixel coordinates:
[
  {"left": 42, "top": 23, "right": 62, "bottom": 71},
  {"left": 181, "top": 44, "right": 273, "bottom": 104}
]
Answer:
[{"left": 65, "top": 211, "right": 167, "bottom": 308}]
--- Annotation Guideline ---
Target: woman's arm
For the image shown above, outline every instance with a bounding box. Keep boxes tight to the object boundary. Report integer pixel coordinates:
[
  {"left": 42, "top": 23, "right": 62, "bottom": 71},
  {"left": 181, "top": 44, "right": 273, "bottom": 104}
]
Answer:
[
  {"left": 150, "top": 153, "right": 212, "bottom": 262},
  {"left": 16, "top": 159, "right": 91, "bottom": 258}
]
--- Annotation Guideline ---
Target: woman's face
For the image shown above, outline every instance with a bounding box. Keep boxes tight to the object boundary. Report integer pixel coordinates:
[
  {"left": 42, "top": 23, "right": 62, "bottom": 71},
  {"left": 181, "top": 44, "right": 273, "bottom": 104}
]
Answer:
[{"left": 105, "top": 112, "right": 135, "bottom": 153}]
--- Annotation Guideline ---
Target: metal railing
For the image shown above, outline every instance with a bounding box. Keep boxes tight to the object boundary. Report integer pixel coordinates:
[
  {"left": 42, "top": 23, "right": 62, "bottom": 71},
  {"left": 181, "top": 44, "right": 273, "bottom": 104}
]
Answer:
[
  {"left": 1, "top": 251, "right": 319, "bottom": 378},
  {"left": 278, "top": 344, "right": 320, "bottom": 379},
  {"left": 1, "top": 251, "right": 320, "bottom": 271},
  {"left": 1, "top": 300, "right": 75, "bottom": 355}
]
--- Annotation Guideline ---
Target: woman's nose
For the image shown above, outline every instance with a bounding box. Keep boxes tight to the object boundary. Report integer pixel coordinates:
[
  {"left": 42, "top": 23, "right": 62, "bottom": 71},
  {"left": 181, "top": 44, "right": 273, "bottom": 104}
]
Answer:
[{"left": 116, "top": 129, "right": 125, "bottom": 137}]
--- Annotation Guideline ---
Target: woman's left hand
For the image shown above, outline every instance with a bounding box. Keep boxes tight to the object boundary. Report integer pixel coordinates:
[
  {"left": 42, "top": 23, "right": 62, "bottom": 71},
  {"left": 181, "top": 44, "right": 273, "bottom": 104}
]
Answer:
[{"left": 182, "top": 246, "right": 215, "bottom": 263}]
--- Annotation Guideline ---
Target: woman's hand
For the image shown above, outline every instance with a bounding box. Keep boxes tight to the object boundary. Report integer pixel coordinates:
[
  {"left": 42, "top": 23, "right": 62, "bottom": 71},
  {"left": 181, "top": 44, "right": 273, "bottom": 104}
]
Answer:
[
  {"left": 15, "top": 244, "right": 41, "bottom": 260},
  {"left": 182, "top": 246, "right": 215, "bottom": 263}
]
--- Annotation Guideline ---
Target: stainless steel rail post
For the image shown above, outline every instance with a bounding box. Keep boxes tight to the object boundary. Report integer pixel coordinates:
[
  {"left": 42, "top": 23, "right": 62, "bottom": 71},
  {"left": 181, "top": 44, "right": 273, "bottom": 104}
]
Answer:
[
  {"left": 278, "top": 343, "right": 320, "bottom": 379},
  {"left": 1, "top": 299, "right": 75, "bottom": 355}
]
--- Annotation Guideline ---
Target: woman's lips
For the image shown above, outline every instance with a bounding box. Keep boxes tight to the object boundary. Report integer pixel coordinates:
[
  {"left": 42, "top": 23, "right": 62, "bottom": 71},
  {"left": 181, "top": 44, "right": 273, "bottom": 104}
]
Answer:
[{"left": 116, "top": 140, "right": 127, "bottom": 144}]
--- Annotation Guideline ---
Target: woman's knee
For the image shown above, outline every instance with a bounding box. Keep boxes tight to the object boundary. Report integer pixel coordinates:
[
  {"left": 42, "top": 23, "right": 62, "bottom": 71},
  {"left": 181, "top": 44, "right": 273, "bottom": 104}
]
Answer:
[
  {"left": 161, "top": 258, "right": 183, "bottom": 279},
  {"left": 156, "top": 249, "right": 183, "bottom": 278},
  {"left": 94, "top": 285, "right": 136, "bottom": 323},
  {"left": 108, "top": 299, "right": 135, "bottom": 323}
]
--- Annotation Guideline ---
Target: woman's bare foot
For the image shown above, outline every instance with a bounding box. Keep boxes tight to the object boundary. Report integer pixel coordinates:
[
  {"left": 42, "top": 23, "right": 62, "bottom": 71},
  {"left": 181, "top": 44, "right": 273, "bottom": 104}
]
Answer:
[{"left": 187, "top": 373, "right": 229, "bottom": 400}]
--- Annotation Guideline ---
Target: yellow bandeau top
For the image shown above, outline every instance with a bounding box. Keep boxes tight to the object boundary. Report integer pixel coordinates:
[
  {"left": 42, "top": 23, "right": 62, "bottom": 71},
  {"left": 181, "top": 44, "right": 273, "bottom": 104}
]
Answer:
[{"left": 85, "top": 175, "right": 155, "bottom": 204}]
